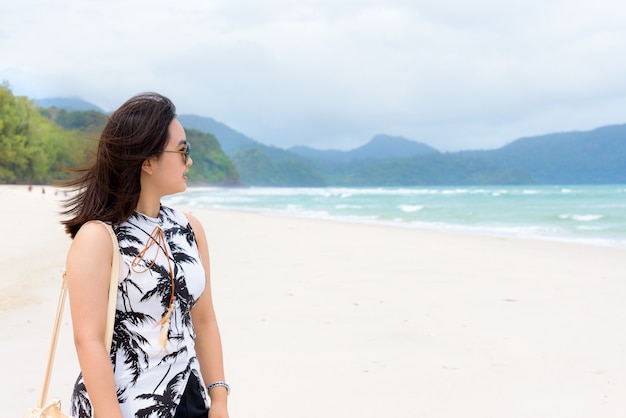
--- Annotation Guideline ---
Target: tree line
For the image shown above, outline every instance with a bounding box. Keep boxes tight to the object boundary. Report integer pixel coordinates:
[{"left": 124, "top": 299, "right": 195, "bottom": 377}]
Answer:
[{"left": 0, "top": 83, "right": 93, "bottom": 183}]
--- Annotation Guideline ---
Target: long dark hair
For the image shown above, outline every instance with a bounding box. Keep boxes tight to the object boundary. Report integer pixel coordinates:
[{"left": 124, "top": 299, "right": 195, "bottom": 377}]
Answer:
[{"left": 61, "top": 92, "right": 177, "bottom": 238}]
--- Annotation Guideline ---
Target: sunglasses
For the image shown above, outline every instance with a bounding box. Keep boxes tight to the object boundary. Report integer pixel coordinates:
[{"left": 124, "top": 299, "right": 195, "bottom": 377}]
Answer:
[{"left": 163, "top": 142, "right": 191, "bottom": 164}]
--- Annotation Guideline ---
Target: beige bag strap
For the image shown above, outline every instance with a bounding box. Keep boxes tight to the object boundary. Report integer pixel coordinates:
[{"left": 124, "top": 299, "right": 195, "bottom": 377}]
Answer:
[
  {"left": 37, "top": 221, "right": 120, "bottom": 408},
  {"left": 100, "top": 221, "right": 120, "bottom": 352}
]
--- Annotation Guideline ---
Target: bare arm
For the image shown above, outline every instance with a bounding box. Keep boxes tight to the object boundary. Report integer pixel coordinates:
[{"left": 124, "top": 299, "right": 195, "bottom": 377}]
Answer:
[
  {"left": 186, "top": 213, "right": 229, "bottom": 418},
  {"left": 66, "top": 221, "right": 123, "bottom": 418}
]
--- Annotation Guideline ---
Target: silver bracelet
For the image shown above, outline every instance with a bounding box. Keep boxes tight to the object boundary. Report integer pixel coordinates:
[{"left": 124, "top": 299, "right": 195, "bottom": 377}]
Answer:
[{"left": 207, "top": 381, "right": 230, "bottom": 396}]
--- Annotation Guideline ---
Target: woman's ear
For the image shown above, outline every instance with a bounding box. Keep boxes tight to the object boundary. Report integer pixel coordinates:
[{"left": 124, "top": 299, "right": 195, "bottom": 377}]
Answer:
[{"left": 141, "top": 158, "right": 154, "bottom": 175}]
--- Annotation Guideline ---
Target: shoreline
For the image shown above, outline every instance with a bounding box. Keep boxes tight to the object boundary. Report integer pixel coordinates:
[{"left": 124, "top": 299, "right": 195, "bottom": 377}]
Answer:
[
  {"left": 179, "top": 203, "right": 626, "bottom": 250},
  {"left": 2, "top": 184, "right": 626, "bottom": 417},
  {"left": 165, "top": 185, "right": 626, "bottom": 250}
]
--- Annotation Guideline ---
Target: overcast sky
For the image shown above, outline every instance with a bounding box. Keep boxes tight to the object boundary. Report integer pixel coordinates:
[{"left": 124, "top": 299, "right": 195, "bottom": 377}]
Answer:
[{"left": 2, "top": 0, "right": 626, "bottom": 151}]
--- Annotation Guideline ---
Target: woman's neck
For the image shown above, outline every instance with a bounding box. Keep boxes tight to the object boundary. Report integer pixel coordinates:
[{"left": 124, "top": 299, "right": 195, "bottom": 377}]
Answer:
[{"left": 135, "top": 195, "right": 161, "bottom": 218}]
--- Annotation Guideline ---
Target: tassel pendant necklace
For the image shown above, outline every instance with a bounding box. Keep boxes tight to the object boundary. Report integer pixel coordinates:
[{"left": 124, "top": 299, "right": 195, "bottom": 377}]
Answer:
[{"left": 130, "top": 225, "right": 176, "bottom": 352}]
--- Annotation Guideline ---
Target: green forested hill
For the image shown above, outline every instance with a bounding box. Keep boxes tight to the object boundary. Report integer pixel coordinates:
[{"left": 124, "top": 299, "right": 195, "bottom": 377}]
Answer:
[
  {"left": 41, "top": 107, "right": 108, "bottom": 133},
  {"left": 178, "top": 114, "right": 257, "bottom": 155},
  {"left": 185, "top": 129, "right": 240, "bottom": 186},
  {"left": 478, "top": 125, "right": 626, "bottom": 184},
  {"left": 0, "top": 84, "right": 91, "bottom": 183},
  {"left": 179, "top": 114, "right": 326, "bottom": 186},
  {"left": 313, "top": 153, "right": 532, "bottom": 186},
  {"left": 297, "top": 126, "right": 626, "bottom": 186},
  {"left": 231, "top": 146, "right": 325, "bottom": 186},
  {"left": 0, "top": 85, "right": 240, "bottom": 186}
]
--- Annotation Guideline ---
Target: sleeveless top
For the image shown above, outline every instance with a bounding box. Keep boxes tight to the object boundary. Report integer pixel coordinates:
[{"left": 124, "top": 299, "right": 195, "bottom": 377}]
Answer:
[{"left": 70, "top": 206, "right": 209, "bottom": 417}]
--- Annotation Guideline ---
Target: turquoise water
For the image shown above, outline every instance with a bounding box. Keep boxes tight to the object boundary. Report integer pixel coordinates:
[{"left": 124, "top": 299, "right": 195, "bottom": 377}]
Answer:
[{"left": 164, "top": 185, "right": 626, "bottom": 248}]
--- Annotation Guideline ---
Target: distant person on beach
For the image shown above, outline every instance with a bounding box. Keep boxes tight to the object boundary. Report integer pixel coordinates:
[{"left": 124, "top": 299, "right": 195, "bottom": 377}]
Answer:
[{"left": 60, "top": 93, "right": 229, "bottom": 418}]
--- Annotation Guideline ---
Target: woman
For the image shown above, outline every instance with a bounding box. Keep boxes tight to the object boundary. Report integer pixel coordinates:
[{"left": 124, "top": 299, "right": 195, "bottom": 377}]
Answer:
[{"left": 62, "top": 93, "right": 229, "bottom": 418}]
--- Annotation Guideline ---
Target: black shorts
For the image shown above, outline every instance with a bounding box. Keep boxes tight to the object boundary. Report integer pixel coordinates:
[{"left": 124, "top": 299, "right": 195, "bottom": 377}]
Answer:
[{"left": 173, "top": 373, "right": 209, "bottom": 418}]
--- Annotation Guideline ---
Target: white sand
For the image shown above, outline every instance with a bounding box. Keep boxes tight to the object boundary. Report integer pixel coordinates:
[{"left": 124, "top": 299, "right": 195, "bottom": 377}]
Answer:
[{"left": 2, "top": 185, "right": 625, "bottom": 417}]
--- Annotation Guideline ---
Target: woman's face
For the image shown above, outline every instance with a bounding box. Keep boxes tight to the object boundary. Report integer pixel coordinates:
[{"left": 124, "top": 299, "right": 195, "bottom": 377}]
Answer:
[{"left": 152, "top": 118, "right": 193, "bottom": 195}]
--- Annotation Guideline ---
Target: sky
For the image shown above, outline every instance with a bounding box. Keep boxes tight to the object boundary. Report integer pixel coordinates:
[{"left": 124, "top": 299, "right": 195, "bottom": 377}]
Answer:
[{"left": 2, "top": 0, "right": 626, "bottom": 152}]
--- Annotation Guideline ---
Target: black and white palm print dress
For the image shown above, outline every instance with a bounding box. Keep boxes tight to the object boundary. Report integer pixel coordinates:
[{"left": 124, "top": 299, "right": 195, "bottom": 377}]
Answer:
[{"left": 70, "top": 206, "right": 209, "bottom": 418}]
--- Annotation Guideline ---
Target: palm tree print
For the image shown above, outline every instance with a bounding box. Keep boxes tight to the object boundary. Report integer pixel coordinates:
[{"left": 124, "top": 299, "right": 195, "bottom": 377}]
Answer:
[
  {"left": 135, "top": 364, "right": 192, "bottom": 418},
  {"left": 71, "top": 379, "right": 92, "bottom": 417},
  {"left": 70, "top": 206, "right": 209, "bottom": 417}
]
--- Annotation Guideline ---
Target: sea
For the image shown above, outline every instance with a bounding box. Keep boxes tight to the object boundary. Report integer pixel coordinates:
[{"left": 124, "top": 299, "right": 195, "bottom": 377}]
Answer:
[{"left": 163, "top": 184, "right": 626, "bottom": 248}]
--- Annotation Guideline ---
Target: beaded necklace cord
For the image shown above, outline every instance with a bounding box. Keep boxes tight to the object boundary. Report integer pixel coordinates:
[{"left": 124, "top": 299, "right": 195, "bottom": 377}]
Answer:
[{"left": 130, "top": 225, "right": 176, "bottom": 350}]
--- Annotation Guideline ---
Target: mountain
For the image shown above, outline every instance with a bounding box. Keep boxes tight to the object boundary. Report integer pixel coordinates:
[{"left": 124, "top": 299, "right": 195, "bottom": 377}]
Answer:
[
  {"left": 177, "top": 114, "right": 258, "bottom": 156},
  {"left": 351, "top": 134, "right": 440, "bottom": 159},
  {"left": 290, "top": 134, "right": 439, "bottom": 163},
  {"left": 35, "top": 97, "right": 103, "bottom": 112},
  {"left": 288, "top": 145, "right": 348, "bottom": 163},
  {"left": 34, "top": 95, "right": 626, "bottom": 186},
  {"left": 172, "top": 119, "right": 626, "bottom": 185},
  {"left": 177, "top": 114, "right": 325, "bottom": 186},
  {"left": 230, "top": 147, "right": 326, "bottom": 186},
  {"left": 473, "top": 124, "right": 626, "bottom": 184}
]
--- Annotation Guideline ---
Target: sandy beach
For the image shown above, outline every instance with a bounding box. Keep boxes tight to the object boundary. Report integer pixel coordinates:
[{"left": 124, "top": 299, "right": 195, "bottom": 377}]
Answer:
[{"left": 2, "top": 184, "right": 625, "bottom": 418}]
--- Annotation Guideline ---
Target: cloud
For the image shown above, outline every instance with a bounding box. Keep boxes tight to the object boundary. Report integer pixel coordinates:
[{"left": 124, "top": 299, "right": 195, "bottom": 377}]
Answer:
[{"left": 2, "top": 0, "right": 626, "bottom": 151}]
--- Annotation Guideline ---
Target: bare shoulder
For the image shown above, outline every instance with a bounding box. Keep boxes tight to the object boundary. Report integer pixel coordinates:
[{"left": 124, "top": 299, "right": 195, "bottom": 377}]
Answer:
[{"left": 70, "top": 221, "right": 114, "bottom": 255}]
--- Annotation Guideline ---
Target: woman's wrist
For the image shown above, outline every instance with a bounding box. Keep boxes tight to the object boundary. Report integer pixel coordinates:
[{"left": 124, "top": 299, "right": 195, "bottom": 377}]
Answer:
[{"left": 207, "top": 381, "right": 230, "bottom": 396}]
